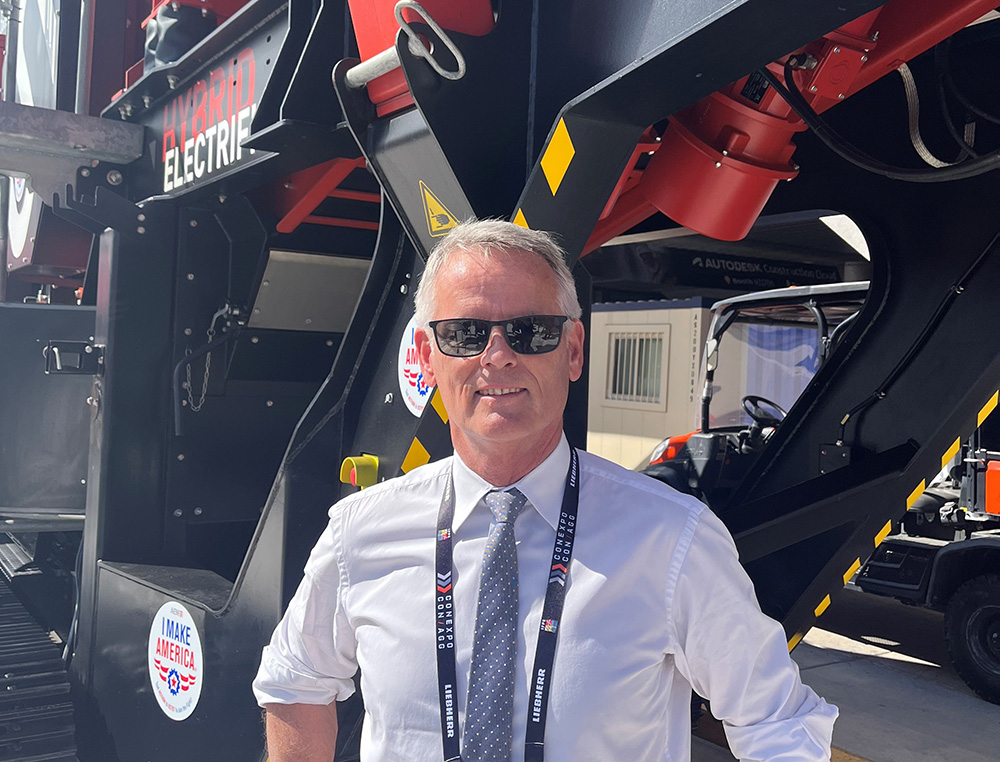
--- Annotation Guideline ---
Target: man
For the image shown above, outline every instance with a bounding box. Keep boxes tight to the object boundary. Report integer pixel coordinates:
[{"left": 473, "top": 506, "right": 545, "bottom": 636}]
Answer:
[{"left": 253, "top": 220, "right": 837, "bottom": 762}]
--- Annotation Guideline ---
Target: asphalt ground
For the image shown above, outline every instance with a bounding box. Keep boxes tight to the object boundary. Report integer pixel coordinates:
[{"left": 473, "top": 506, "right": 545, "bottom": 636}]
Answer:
[{"left": 692, "top": 587, "right": 1000, "bottom": 762}]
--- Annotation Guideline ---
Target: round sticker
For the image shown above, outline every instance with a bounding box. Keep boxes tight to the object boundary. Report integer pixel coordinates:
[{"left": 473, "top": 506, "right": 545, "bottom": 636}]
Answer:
[
  {"left": 148, "top": 601, "right": 203, "bottom": 721},
  {"left": 398, "top": 316, "right": 434, "bottom": 417}
]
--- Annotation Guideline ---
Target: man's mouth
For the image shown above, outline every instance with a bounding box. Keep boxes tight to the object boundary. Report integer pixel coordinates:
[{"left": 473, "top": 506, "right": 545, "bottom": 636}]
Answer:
[{"left": 476, "top": 387, "right": 524, "bottom": 396}]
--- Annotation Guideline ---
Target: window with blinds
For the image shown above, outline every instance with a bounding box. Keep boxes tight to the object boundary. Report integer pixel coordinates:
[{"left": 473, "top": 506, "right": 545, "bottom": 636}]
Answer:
[{"left": 607, "top": 331, "right": 665, "bottom": 404}]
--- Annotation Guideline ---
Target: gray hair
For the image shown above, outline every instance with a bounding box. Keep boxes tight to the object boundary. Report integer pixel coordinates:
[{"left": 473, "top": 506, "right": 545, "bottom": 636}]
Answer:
[{"left": 413, "top": 219, "right": 583, "bottom": 327}]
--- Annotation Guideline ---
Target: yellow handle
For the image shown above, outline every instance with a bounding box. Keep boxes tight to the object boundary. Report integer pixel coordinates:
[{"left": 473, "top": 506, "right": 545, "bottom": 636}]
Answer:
[{"left": 340, "top": 454, "right": 379, "bottom": 489}]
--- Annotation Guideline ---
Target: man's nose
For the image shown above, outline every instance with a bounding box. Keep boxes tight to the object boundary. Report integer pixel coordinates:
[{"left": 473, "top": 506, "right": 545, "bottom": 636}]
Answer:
[{"left": 481, "top": 326, "right": 516, "bottom": 366}]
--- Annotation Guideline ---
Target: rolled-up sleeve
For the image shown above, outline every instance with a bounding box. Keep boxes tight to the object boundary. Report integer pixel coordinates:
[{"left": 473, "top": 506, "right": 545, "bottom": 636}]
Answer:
[
  {"left": 667, "top": 505, "right": 838, "bottom": 762},
  {"left": 253, "top": 503, "right": 358, "bottom": 706}
]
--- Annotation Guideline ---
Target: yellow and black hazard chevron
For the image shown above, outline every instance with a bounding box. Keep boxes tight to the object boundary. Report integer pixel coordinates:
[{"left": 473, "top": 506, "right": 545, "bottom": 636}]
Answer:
[
  {"left": 512, "top": 113, "right": 645, "bottom": 258},
  {"left": 788, "top": 387, "right": 1000, "bottom": 652},
  {"left": 398, "top": 388, "right": 453, "bottom": 475}
]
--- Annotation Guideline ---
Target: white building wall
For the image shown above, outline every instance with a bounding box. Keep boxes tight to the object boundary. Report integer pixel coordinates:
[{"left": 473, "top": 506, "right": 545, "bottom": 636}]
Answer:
[{"left": 587, "top": 301, "right": 711, "bottom": 469}]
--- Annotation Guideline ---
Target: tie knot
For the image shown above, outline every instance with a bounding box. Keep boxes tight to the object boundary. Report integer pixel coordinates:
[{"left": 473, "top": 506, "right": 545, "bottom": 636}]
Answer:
[{"left": 484, "top": 488, "right": 527, "bottom": 525}]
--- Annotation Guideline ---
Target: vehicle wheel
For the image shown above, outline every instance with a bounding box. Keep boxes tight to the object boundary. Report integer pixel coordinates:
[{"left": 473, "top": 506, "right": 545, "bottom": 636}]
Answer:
[{"left": 945, "top": 573, "right": 1000, "bottom": 705}]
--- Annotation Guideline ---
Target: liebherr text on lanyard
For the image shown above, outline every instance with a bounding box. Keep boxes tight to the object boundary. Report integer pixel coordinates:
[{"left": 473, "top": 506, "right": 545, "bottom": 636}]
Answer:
[{"left": 435, "top": 448, "right": 580, "bottom": 762}]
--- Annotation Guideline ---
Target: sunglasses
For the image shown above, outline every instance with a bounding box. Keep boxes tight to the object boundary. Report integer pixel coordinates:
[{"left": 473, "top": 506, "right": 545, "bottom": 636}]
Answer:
[{"left": 428, "top": 315, "right": 569, "bottom": 357}]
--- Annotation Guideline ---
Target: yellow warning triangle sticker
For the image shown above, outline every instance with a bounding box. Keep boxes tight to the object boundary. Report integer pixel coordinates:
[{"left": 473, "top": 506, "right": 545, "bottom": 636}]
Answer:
[{"left": 419, "top": 180, "right": 459, "bottom": 237}]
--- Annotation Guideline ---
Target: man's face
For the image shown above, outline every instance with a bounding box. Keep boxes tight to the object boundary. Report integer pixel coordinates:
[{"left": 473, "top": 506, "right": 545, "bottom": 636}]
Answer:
[{"left": 415, "top": 248, "right": 585, "bottom": 460}]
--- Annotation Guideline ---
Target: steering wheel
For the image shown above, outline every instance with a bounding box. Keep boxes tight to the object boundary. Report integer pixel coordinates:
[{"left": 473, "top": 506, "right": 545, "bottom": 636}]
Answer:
[{"left": 742, "top": 395, "right": 787, "bottom": 426}]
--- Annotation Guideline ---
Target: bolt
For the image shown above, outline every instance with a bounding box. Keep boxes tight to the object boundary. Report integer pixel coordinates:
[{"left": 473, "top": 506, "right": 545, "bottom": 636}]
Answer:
[
  {"left": 84, "top": 345, "right": 93, "bottom": 353},
  {"left": 833, "top": 46, "right": 840, "bottom": 54},
  {"left": 218, "top": 194, "right": 227, "bottom": 203},
  {"left": 177, "top": 453, "right": 185, "bottom": 461},
  {"left": 400, "top": 284, "right": 409, "bottom": 294},
  {"left": 714, "top": 161, "right": 722, "bottom": 168},
  {"left": 838, "top": 93, "right": 845, "bottom": 100},
  {"left": 871, "top": 31, "right": 879, "bottom": 42},
  {"left": 167, "top": 74, "right": 179, "bottom": 90},
  {"left": 251, "top": 336, "right": 259, "bottom": 344},
  {"left": 266, "top": 400, "right": 274, "bottom": 407},
  {"left": 142, "top": 94, "right": 152, "bottom": 108},
  {"left": 253, "top": 308, "right": 260, "bottom": 315},
  {"left": 190, "top": 219, "right": 198, "bottom": 227},
  {"left": 721, "top": 150, "right": 729, "bottom": 157},
  {"left": 325, "top": 339, "right": 334, "bottom": 347},
  {"left": 262, "top": 280, "right": 269, "bottom": 287},
  {"left": 305, "top": 318, "right": 313, "bottom": 325},
  {"left": 137, "top": 213, "right": 146, "bottom": 222},
  {"left": 137, "top": 226, "right": 146, "bottom": 234},
  {"left": 809, "top": 85, "right": 818, "bottom": 93},
  {"left": 118, "top": 103, "right": 133, "bottom": 119},
  {"left": 194, "top": 506, "right": 203, "bottom": 516},
  {"left": 81, "top": 478, "right": 87, "bottom": 484},
  {"left": 107, "top": 170, "right": 123, "bottom": 186},
  {"left": 187, "top": 273, "right": 195, "bottom": 281},
  {"left": 81, "top": 168, "right": 91, "bottom": 178},
  {"left": 385, "top": 393, "right": 393, "bottom": 404},
  {"left": 184, "top": 328, "right": 192, "bottom": 336},
  {"left": 861, "top": 55, "right": 868, "bottom": 63},
  {"left": 173, "top": 509, "right": 183, "bottom": 518},
  {"left": 201, "top": 7, "right": 207, "bottom": 15}
]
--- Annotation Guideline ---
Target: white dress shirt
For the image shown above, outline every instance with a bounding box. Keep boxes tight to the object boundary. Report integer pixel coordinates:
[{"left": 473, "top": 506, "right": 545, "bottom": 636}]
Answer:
[{"left": 254, "top": 435, "right": 837, "bottom": 761}]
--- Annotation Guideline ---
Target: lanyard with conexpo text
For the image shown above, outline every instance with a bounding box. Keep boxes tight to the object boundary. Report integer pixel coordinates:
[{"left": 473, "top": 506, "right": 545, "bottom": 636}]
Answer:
[{"left": 435, "top": 447, "right": 580, "bottom": 762}]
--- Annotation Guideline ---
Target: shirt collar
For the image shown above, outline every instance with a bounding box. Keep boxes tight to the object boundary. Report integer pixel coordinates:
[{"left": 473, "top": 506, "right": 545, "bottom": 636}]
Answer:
[{"left": 452, "top": 434, "right": 571, "bottom": 532}]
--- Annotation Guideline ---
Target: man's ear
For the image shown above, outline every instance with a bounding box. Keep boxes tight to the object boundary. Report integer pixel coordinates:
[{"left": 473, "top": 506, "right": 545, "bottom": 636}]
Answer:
[
  {"left": 566, "top": 319, "right": 585, "bottom": 382},
  {"left": 414, "top": 325, "right": 437, "bottom": 387}
]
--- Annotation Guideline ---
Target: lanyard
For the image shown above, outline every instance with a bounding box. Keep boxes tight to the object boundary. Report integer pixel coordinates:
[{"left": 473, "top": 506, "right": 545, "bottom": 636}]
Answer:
[{"left": 435, "top": 448, "right": 580, "bottom": 762}]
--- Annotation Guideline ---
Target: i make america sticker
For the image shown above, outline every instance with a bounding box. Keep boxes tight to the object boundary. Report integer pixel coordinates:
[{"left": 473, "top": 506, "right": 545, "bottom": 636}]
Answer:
[
  {"left": 398, "top": 316, "right": 434, "bottom": 417},
  {"left": 148, "top": 601, "right": 203, "bottom": 721}
]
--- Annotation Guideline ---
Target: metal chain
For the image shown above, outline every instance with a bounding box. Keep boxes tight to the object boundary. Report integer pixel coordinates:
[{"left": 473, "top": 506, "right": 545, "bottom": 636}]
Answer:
[{"left": 184, "top": 305, "right": 228, "bottom": 413}]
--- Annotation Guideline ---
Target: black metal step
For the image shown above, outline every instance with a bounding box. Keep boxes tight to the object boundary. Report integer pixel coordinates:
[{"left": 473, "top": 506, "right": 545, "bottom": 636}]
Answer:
[
  {"left": 0, "top": 579, "right": 77, "bottom": 762},
  {"left": 0, "top": 543, "right": 38, "bottom": 581}
]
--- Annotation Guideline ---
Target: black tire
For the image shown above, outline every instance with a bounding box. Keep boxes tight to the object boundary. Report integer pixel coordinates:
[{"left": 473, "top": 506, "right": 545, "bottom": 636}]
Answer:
[{"left": 945, "top": 573, "right": 1000, "bottom": 705}]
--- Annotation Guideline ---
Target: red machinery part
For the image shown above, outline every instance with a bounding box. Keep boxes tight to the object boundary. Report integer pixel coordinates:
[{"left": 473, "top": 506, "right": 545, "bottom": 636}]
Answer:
[
  {"left": 641, "top": 89, "right": 803, "bottom": 241},
  {"left": 346, "top": 0, "right": 494, "bottom": 114},
  {"left": 643, "top": 7, "right": 880, "bottom": 242},
  {"left": 589, "top": 0, "right": 1000, "bottom": 247},
  {"left": 142, "top": 0, "right": 250, "bottom": 29},
  {"left": 987, "top": 461, "right": 1000, "bottom": 515}
]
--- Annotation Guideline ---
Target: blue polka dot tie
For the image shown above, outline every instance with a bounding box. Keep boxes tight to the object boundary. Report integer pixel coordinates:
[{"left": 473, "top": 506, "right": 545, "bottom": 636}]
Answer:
[{"left": 463, "top": 488, "right": 528, "bottom": 762}]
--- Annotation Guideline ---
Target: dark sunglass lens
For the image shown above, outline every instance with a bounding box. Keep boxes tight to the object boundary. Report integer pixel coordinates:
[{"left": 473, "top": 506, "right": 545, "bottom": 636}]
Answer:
[
  {"left": 436, "top": 319, "right": 489, "bottom": 356},
  {"left": 506, "top": 316, "right": 564, "bottom": 354}
]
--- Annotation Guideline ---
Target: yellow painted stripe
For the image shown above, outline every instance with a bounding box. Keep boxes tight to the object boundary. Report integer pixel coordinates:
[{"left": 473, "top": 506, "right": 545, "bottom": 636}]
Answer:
[
  {"left": 539, "top": 118, "right": 576, "bottom": 195},
  {"left": 787, "top": 632, "right": 804, "bottom": 652},
  {"left": 814, "top": 594, "right": 831, "bottom": 618},
  {"left": 401, "top": 438, "right": 430, "bottom": 473},
  {"left": 907, "top": 479, "right": 926, "bottom": 509},
  {"left": 979, "top": 390, "right": 999, "bottom": 427},
  {"left": 941, "top": 437, "right": 961, "bottom": 469},
  {"left": 843, "top": 558, "right": 861, "bottom": 585},
  {"left": 874, "top": 519, "right": 893, "bottom": 547},
  {"left": 513, "top": 209, "right": 529, "bottom": 228},
  {"left": 430, "top": 389, "right": 449, "bottom": 424}
]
